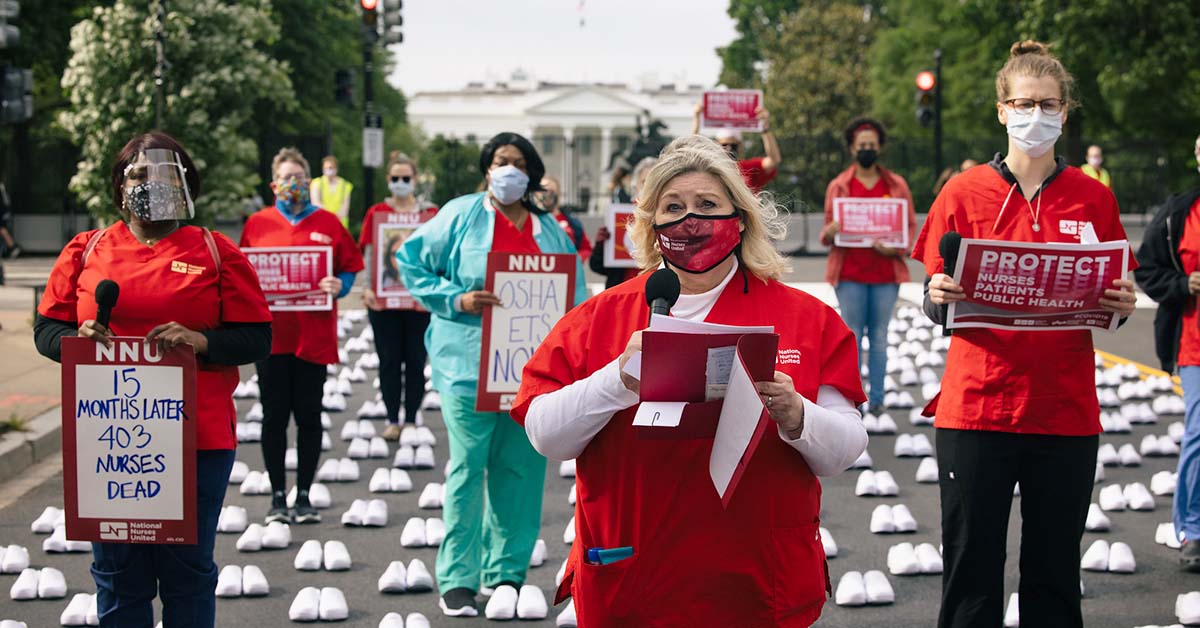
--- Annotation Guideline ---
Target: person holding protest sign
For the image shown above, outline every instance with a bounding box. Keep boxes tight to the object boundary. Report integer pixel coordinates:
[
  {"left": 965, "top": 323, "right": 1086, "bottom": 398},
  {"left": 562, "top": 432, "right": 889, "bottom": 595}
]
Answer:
[
  {"left": 33, "top": 131, "right": 272, "bottom": 627},
  {"left": 916, "top": 41, "right": 1137, "bottom": 628},
  {"left": 360, "top": 151, "right": 438, "bottom": 442},
  {"left": 240, "top": 147, "right": 363, "bottom": 525},
  {"left": 691, "top": 99, "right": 781, "bottom": 193},
  {"left": 819, "top": 117, "right": 916, "bottom": 415},
  {"left": 537, "top": 175, "right": 592, "bottom": 262},
  {"left": 513, "top": 136, "right": 868, "bottom": 627},
  {"left": 1133, "top": 132, "right": 1200, "bottom": 571},
  {"left": 590, "top": 156, "right": 656, "bottom": 289},
  {"left": 396, "top": 132, "right": 589, "bottom": 619}
]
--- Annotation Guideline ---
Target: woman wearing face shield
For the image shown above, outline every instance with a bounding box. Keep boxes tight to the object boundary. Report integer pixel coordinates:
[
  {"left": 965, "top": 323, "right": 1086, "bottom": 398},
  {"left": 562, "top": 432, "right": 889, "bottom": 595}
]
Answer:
[
  {"left": 819, "top": 118, "right": 917, "bottom": 416},
  {"left": 512, "top": 136, "right": 869, "bottom": 627},
  {"left": 239, "top": 147, "right": 364, "bottom": 526},
  {"left": 33, "top": 132, "right": 273, "bottom": 627},
  {"left": 396, "top": 132, "right": 589, "bottom": 619},
  {"left": 359, "top": 152, "right": 438, "bottom": 443},
  {"left": 917, "top": 41, "right": 1137, "bottom": 628}
]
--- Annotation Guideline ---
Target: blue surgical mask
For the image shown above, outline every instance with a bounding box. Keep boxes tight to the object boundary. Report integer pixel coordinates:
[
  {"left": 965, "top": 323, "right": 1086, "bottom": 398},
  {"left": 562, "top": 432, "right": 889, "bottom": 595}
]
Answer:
[
  {"left": 388, "top": 179, "right": 414, "bottom": 198},
  {"left": 488, "top": 165, "right": 529, "bottom": 205}
]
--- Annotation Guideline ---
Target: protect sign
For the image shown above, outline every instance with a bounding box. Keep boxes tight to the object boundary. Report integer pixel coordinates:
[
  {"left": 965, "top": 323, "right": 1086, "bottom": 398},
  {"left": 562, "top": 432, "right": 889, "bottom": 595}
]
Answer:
[
  {"left": 832, "top": 198, "right": 909, "bottom": 249},
  {"left": 477, "top": 253, "right": 578, "bottom": 412},
  {"left": 948, "top": 238, "right": 1129, "bottom": 332},
  {"left": 701, "top": 90, "right": 764, "bottom": 133},
  {"left": 61, "top": 337, "right": 198, "bottom": 544},
  {"left": 243, "top": 245, "right": 333, "bottom": 311}
]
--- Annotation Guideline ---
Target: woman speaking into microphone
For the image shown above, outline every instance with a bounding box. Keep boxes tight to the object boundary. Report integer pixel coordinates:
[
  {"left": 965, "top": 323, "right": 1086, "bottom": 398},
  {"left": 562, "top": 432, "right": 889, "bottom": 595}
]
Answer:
[
  {"left": 916, "top": 41, "right": 1136, "bottom": 628},
  {"left": 33, "top": 132, "right": 272, "bottom": 626},
  {"left": 512, "top": 136, "right": 868, "bottom": 627}
]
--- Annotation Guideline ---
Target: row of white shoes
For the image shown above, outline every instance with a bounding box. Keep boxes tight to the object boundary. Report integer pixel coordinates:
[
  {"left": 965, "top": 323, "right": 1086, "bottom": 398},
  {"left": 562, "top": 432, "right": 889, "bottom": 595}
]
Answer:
[
  {"left": 215, "top": 565, "right": 269, "bottom": 597},
  {"left": 315, "top": 458, "right": 363, "bottom": 483},
  {"left": 894, "top": 433, "right": 934, "bottom": 457},
  {"left": 870, "top": 504, "right": 919, "bottom": 533},
  {"left": 339, "top": 365, "right": 368, "bottom": 383},
  {"left": 289, "top": 586, "right": 349, "bottom": 621},
  {"left": 417, "top": 483, "right": 445, "bottom": 509},
  {"left": 341, "top": 499, "right": 388, "bottom": 527},
  {"left": 357, "top": 400, "right": 388, "bottom": 418},
  {"left": 9, "top": 566, "right": 66, "bottom": 600},
  {"left": 346, "top": 437, "right": 391, "bottom": 459},
  {"left": 322, "top": 392, "right": 348, "bottom": 412},
  {"left": 400, "top": 517, "right": 446, "bottom": 548},
  {"left": 1098, "top": 482, "right": 1156, "bottom": 511},
  {"left": 1156, "top": 523, "right": 1183, "bottom": 549},
  {"left": 30, "top": 506, "right": 65, "bottom": 534},
  {"left": 863, "top": 413, "right": 898, "bottom": 435},
  {"left": 370, "top": 468, "right": 414, "bottom": 493},
  {"left": 1176, "top": 591, "right": 1200, "bottom": 625},
  {"left": 909, "top": 408, "right": 935, "bottom": 426},
  {"left": 236, "top": 521, "right": 291, "bottom": 551},
  {"left": 294, "top": 540, "right": 352, "bottom": 571},
  {"left": 482, "top": 585, "right": 548, "bottom": 621},
  {"left": 1153, "top": 471, "right": 1179, "bottom": 496},
  {"left": 344, "top": 337, "right": 373, "bottom": 353},
  {"left": 887, "top": 542, "right": 944, "bottom": 575},
  {"left": 1153, "top": 395, "right": 1187, "bottom": 415},
  {"left": 43, "top": 526, "right": 91, "bottom": 553},
  {"left": 378, "top": 559, "right": 434, "bottom": 593},
  {"left": 559, "top": 459, "right": 576, "bottom": 478},
  {"left": 233, "top": 379, "right": 260, "bottom": 399},
  {"left": 393, "top": 444, "right": 436, "bottom": 470},
  {"left": 890, "top": 366, "right": 940, "bottom": 388},
  {"left": 1097, "top": 443, "right": 1145, "bottom": 467},
  {"left": 856, "top": 470, "right": 901, "bottom": 497},
  {"left": 378, "top": 612, "right": 431, "bottom": 628},
  {"left": 1141, "top": 434, "right": 1182, "bottom": 457},
  {"left": 1080, "top": 539, "right": 1136, "bottom": 573},
  {"left": 882, "top": 391, "right": 916, "bottom": 410},
  {"left": 835, "top": 570, "right": 895, "bottom": 606},
  {"left": 325, "top": 378, "right": 354, "bottom": 397},
  {"left": 0, "top": 545, "right": 29, "bottom": 573},
  {"left": 59, "top": 593, "right": 99, "bottom": 626}
]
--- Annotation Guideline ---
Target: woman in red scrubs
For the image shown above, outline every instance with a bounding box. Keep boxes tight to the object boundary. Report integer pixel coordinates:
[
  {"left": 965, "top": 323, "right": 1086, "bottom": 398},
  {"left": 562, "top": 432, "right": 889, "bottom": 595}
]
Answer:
[
  {"left": 513, "top": 135, "right": 869, "bottom": 627},
  {"left": 34, "top": 132, "right": 272, "bottom": 627},
  {"left": 917, "top": 41, "right": 1137, "bottom": 628}
]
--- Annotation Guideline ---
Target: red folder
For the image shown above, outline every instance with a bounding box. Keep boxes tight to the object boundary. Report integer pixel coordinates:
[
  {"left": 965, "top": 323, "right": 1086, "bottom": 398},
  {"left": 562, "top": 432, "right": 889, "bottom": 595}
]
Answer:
[{"left": 718, "top": 333, "right": 781, "bottom": 508}]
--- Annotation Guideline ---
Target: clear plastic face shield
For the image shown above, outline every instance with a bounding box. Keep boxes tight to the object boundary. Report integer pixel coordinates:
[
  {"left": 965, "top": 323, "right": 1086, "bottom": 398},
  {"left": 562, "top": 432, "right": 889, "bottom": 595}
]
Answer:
[{"left": 122, "top": 149, "right": 195, "bottom": 222}]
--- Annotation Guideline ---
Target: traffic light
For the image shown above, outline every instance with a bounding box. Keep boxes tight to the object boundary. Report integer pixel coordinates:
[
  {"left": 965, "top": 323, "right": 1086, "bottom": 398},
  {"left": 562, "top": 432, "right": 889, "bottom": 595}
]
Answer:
[
  {"left": 914, "top": 70, "right": 936, "bottom": 128},
  {"left": 381, "top": 0, "right": 402, "bottom": 45},
  {"left": 360, "top": 0, "right": 379, "bottom": 44},
  {"left": 1, "top": 66, "right": 33, "bottom": 124},
  {"left": 0, "top": 1, "right": 19, "bottom": 49}
]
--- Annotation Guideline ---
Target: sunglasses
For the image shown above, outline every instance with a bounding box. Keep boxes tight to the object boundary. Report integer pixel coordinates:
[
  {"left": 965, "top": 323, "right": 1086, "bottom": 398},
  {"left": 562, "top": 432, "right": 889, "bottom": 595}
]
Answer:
[{"left": 390, "top": 176, "right": 412, "bottom": 183}]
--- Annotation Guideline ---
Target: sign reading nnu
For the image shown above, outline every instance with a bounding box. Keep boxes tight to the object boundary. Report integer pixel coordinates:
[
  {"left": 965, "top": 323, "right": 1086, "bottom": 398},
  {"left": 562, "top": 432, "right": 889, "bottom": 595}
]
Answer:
[{"left": 477, "top": 252, "right": 578, "bottom": 412}]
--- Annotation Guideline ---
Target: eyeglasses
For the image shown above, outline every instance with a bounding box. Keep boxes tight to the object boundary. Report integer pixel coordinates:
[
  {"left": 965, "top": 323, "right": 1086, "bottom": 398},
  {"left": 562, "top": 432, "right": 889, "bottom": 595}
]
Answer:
[
  {"left": 1004, "top": 98, "right": 1065, "bottom": 115},
  {"left": 390, "top": 176, "right": 412, "bottom": 183}
]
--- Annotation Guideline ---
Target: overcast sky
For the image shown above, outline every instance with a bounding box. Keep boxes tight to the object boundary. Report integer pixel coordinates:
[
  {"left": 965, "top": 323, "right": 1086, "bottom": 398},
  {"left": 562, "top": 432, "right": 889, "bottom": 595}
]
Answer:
[{"left": 386, "top": 0, "right": 739, "bottom": 94}]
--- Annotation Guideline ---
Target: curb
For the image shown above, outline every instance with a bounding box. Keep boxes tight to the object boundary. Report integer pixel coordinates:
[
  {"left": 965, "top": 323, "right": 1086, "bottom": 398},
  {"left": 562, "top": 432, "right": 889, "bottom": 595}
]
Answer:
[{"left": 0, "top": 406, "right": 60, "bottom": 479}]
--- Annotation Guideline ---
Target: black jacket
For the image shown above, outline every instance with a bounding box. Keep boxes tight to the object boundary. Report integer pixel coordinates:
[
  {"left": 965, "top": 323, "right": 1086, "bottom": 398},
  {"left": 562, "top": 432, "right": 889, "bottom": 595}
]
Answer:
[{"left": 1134, "top": 188, "right": 1200, "bottom": 372}]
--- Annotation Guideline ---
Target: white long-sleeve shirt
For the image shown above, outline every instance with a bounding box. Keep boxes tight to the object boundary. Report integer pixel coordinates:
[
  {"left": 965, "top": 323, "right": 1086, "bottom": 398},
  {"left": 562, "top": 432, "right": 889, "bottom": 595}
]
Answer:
[{"left": 524, "top": 261, "right": 868, "bottom": 476}]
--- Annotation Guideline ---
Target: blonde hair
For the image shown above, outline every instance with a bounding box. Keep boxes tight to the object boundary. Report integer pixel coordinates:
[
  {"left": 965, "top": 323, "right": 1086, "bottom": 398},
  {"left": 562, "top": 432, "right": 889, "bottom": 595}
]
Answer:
[
  {"left": 996, "top": 40, "right": 1075, "bottom": 108},
  {"left": 388, "top": 150, "right": 419, "bottom": 179},
  {"left": 321, "top": 155, "right": 338, "bottom": 168},
  {"left": 272, "top": 147, "right": 311, "bottom": 178},
  {"left": 628, "top": 135, "right": 790, "bottom": 280}
]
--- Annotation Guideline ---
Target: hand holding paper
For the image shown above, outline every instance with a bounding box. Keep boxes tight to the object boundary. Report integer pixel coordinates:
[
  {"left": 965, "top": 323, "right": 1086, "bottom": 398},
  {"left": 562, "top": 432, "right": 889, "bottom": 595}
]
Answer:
[
  {"left": 927, "top": 273, "right": 965, "bottom": 305},
  {"left": 1098, "top": 278, "right": 1136, "bottom": 317},
  {"left": 618, "top": 331, "right": 643, "bottom": 394}
]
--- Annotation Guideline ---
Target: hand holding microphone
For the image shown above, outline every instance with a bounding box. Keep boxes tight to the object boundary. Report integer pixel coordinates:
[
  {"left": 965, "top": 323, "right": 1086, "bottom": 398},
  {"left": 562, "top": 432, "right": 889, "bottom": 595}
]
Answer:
[
  {"left": 619, "top": 269, "right": 683, "bottom": 393},
  {"left": 935, "top": 232, "right": 964, "bottom": 335},
  {"left": 80, "top": 279, "right": 119, "bottom": 348}
]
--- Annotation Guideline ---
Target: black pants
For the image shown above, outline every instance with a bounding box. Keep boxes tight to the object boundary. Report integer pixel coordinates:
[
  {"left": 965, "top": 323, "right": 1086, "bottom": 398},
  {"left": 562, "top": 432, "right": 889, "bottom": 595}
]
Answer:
[
  {"left": 368, "top": 308, "right": 430, "bottom": 425},
  {"left": 256, "top": 354, "right": 326, "bottom": 494},
  {"left": 937, "top": 428, "right": 1098, "bottom": 628}
]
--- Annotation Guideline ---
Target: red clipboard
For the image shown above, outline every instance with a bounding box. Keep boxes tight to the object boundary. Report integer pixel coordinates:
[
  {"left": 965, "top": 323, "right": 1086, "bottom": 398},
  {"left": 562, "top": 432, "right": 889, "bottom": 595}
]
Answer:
[{"left": 61, "top": 337, "right": 198, "bottom": 544}]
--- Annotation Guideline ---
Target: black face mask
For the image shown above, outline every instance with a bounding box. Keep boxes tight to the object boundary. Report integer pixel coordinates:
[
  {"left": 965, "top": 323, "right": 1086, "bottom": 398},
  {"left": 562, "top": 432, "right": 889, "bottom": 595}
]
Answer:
[{"left": 855, "top": 149, "right": 878, "bottom": 168}]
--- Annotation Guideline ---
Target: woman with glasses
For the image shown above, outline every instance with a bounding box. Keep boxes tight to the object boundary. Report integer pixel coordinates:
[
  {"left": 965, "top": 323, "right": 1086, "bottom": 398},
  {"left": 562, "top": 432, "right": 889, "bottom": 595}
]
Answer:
[
  {"left": 915, "top": 41, "right": 1136, "bottom": 628},
  {"left": 240, "top": 147, "right": 363, "bottom": 525},
  {"left": 360, "top": 151, "right": 438, "bottom": 442}
]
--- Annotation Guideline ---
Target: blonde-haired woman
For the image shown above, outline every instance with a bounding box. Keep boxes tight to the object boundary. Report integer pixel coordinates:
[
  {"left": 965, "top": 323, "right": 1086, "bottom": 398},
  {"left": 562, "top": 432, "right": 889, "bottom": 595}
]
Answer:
[
  {"left": 916, "top": 41, "right": 1135, "bottom": 628},
  {"left": 512, "top": 135, "right": 868, "bottom": 627}
]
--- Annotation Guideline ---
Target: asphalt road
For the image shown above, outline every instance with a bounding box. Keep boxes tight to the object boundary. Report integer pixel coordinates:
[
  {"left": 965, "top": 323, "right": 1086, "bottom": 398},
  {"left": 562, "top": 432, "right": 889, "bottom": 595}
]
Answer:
[{"left": 0, "top": 255, "right": 1191, "bottom": 628}]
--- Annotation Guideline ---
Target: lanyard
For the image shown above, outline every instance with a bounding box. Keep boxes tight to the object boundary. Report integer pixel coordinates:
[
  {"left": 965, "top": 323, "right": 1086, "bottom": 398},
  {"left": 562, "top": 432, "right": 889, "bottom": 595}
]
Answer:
[{"left": 992, "top": 182, "right": 1043, "bottom": 235}]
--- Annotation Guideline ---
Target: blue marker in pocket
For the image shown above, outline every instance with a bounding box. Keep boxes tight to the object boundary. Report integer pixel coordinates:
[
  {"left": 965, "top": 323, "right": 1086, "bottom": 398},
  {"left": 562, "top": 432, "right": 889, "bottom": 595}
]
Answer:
[{"left": 586, "top": 546, "right": 634, "bottom": 566}]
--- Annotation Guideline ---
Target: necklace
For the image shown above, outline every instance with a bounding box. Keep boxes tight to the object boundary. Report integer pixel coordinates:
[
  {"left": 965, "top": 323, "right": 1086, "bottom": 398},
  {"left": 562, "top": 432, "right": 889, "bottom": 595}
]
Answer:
[{"left": 993, "top": 183, "right": 1043, "bottom": 234}]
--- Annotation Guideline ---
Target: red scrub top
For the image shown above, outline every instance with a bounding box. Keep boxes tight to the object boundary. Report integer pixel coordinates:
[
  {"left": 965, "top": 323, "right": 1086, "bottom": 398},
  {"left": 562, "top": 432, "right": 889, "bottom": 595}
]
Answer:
[
  {"left": 512, "top": 272, "right": 866, "bottom": 628},
  {"left": 739, "top": 157, "right": 777, "bottom": 193},
  {"left": 492, "top": 207, "right": 541, "bottom": 254},
  {"left": 240, "top": 207, "right": 363, "bottom": 365},
  {"left": 912, "top": 161, "right": 1135, "bottom": 436},
  {"left": 38, "top": 223, "right": 272, "bottom": 451},
  {"left": 357, "top": 202, "right": 439, "bottom": 250},
  {"left": 838, "top": 177, "right": 898, "bottom": 284},
  {"left": 1176, "top": 197, "right": 1200, "bottom": 366}
]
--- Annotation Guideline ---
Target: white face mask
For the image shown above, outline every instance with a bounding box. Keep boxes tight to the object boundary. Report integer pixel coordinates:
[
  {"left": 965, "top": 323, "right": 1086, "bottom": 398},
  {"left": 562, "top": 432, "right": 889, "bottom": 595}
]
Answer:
[
  {"left": 323, "top": 168, "right": 337, "bottom": 178},
  {"left": 388, "top": 179, "right": 414, "bottom": 198},
  {"left": 1087, "top": 156, "right": 1103, "bottom": 169},
  {"left": 1005, "top": 107, "right": 1062, "bottom": 158},
  {"left": 488, "top": 165, "right": 529, "bottom": 205}
]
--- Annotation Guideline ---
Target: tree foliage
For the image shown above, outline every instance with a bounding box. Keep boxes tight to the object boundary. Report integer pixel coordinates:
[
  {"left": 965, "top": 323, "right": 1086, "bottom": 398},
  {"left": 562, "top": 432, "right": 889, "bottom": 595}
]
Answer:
[
  {"left": 422, "top": 135, "right": 481, "bottom": 208},
  {"left": 59, "top": 0, "right": 293, "bottom": 223}
]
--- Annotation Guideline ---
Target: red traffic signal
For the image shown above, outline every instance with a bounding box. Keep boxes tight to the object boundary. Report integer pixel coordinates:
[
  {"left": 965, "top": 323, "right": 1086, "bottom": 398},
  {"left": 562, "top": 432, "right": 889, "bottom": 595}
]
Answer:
[
  {"left": 915, "top": 71, "right": 936, "bottom": 92},
  {"left": 361, "top": 0, "right": 379, "bottom": 9}
]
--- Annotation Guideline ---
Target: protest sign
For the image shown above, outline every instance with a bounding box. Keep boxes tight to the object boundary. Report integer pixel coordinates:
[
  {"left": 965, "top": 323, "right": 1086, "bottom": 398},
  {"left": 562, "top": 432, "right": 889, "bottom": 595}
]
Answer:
[
  {"left": 701, "top": 90, "right": 764, "bottom": 133},
  {"left": 832, "top": 197, "right": 909, "bottom": 248},
  {"left": 603, "top": 204, "right": 639, "bottom": 268},
  {"left": 243, "top": 245, "right": 333, "bottom": 311},
  {"left": 477, "top": 253, "right": 578, "bottom": 412},
  {"left": 948, "top": 238, "right": 1128, "bottom": 331},
  {"left": 61, "top": 337, "right": 197, "bottom": 544},
  {"left": 372, "top": 210, "right": 434, "bottom": 310}
]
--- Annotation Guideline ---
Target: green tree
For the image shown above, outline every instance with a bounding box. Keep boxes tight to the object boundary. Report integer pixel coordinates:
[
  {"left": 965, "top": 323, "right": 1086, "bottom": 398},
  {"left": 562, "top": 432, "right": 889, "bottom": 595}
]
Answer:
[
  {"left": 59, "top": 0, "right": 293, "bottom": 224},
  {"left": 423, "top": 135, "right": 481, "bottom": 208},
  {"left": 716, "top": 0, "right": 801, "bottom": 88}
]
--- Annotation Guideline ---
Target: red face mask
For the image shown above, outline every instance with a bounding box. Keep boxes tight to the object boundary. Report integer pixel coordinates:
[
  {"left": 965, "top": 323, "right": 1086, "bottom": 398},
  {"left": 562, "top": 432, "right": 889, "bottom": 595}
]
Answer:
[{"left": 653, "top": 213, "right": 742, "bottom": 273}]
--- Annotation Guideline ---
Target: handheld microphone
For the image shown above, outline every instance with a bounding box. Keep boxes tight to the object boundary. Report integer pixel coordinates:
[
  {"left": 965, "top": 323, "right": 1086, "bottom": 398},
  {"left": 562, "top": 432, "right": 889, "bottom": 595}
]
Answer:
[
  {"left": 938, "top": 232, "right": 962, "bottom": 336},
  {"left": 645, "top": 268, "right": 681, "bottom": 317},
  {"left": 95, "top": 279, "right": 120, "bottom": 329}
]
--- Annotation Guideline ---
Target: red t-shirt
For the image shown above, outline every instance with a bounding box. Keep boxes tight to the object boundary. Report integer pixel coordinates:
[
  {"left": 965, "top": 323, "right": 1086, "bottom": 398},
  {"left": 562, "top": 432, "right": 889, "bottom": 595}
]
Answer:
[
  {"left": 38, "top": 223, "right": 272, "bottom": 450},
  {"left": 739, "top": 157, "right": 777, "bottom": 193},
  {"left": 1177, "top": 197, "right": 1200, "bottom": 366},
  {"left": 357, "top": 202, "right": 439, "bottom": 251},
  {"left": 492, "top": 208, "right": 542, "bottom": 254},
  {"left": 240, "top": 207, "right": 364, "bottom": 365},
  {"left": 837, "top": 177, "right": 898, "bottom": 284},
  {"left": 912, "top": 164, "right": 1135, "bottom": 436},
  {"left": 511, "top": 273, "right": 864, "bottom": 627}
]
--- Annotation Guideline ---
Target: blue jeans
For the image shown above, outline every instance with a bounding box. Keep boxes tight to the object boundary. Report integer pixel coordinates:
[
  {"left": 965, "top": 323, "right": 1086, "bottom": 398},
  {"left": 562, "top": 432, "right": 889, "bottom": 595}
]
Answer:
[
  {"left": 834, "top": 281, "right": 900, "bottom": 409},
  {"left": 1177, "top": 366, "right": 1200, "bottom": 540},
  {"left": 91, "top": 449, "right": 236, "bottom": 628}
]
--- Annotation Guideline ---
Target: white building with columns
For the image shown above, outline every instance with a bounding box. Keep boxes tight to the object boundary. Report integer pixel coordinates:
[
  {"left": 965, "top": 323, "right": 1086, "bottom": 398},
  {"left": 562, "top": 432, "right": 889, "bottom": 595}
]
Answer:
[{"left": 407, "top": 70, "right": 707, "bottom": 213}]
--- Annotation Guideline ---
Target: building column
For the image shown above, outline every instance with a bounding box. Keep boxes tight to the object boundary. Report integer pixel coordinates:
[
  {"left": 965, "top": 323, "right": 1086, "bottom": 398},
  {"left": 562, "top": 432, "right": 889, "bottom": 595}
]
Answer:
[
  {"left": 599, "top": 126, "right": 613, "bottom": 174},
  {"left": 562, "top": 126, "right": 575, "bottom": 207}
]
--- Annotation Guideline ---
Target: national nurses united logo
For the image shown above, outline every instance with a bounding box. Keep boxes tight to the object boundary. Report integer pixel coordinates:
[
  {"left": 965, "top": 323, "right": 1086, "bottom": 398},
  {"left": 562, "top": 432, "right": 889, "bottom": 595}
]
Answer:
[{"left": 777, "top": 349, "right": 802, "bottom": 366}]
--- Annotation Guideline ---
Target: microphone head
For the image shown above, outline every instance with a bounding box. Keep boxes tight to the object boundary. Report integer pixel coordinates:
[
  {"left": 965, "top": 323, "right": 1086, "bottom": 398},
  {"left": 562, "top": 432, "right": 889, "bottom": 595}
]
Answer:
[
  {"left": 939, "top": 231, "right": 962, "bottom": 266},
  {"left": 95, "top": 279, "right": 120, "bottom": 309},
  {"left": 645, "top": 268, "right": 681, "bottom": 309}
]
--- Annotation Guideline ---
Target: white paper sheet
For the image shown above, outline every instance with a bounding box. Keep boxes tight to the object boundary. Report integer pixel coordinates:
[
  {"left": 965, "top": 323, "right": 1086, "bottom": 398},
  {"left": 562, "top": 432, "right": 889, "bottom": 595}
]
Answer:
[
  {"left": 622, "top": 352, "right": 642, "bottom": 380},
  {"left": 632, "top": 401, "right": 687, "bottom": 428},
  {"left": 649, "top": 313, "right": 774, "bottom": 335},
  {"left": 709, "top": 350, "right": 765, "bottom": 500},
  {"left": 705, "top": 346, "right": 737, "bottom": 400}
]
